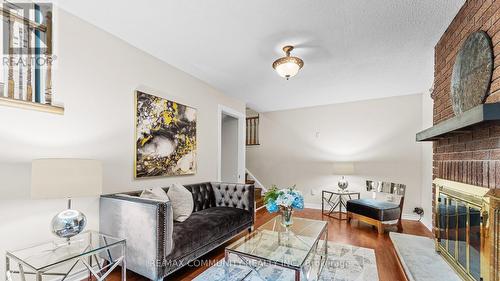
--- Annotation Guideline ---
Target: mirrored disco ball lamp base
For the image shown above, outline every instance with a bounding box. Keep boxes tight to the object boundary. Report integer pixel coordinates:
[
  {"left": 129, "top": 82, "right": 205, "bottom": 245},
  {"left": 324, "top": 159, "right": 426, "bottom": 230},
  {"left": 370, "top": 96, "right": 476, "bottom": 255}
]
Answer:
[
  {"left": 51, "top": 199, "right": 87, "bottom": 240},
  {"left": 338, "top": 176, "right": 349, "bottom": 191}
]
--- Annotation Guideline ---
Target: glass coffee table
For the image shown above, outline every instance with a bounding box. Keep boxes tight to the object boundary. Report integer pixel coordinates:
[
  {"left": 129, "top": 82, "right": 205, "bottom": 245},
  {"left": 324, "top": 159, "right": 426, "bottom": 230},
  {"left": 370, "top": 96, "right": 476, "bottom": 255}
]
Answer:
[
  {"left": 5, "top": 231, "right": 126, "bottom": 281},
  {"left": 224, "top": 216, "right": 328, "bottom": 281}
]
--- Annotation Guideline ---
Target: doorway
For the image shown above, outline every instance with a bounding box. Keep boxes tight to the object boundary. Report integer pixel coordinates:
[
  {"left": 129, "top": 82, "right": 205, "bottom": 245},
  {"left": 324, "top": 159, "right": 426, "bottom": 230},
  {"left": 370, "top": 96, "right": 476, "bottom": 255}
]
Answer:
[{"left": 217, "top": 105, "right": 245, "bottom": 183}]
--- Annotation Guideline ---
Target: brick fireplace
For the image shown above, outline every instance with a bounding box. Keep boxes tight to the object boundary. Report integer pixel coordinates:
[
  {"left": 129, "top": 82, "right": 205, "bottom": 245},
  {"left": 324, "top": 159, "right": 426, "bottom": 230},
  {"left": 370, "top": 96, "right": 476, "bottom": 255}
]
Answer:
[
  {"left": 432, "top": 0, "right": 500, "bottom": 186},
  {"left": 427, "top": 1, "right": 500, "bottom": 280}
]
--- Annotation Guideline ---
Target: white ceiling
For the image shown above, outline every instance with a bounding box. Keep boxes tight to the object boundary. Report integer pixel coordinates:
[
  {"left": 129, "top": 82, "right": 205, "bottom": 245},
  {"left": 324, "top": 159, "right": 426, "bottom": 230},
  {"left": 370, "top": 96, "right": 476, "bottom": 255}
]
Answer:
[{"left": 56, "top": 0, "right": 465, "bottom": 112}]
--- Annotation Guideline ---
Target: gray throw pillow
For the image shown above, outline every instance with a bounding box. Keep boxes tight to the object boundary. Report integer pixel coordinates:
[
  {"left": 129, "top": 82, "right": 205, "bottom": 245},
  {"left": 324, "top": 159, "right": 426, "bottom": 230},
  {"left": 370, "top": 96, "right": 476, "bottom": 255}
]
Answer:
[
  {"left": 167, "top": 183, "right": 194, "bottom": 222},
  {"left": 140, "top": 187, "right": 170, "bottom": 202}
]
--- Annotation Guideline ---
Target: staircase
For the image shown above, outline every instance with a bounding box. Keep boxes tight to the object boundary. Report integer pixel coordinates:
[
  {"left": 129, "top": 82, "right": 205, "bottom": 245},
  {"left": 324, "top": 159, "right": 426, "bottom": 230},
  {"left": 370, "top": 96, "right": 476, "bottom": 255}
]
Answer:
[
  {"left": 246, "top": 114, "right": 260, "bottom": 146},
  {"left": 246, "top": 173, "right": 264, "bottom": 210},
  {"left": 244, "top": 108, "right": 264, "bottom": 210}
]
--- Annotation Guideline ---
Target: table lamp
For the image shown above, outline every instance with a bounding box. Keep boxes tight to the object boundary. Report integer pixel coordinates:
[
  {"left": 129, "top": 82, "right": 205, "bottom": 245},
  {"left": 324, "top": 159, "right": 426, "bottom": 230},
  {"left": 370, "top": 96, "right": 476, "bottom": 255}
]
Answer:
[
  {"left": 333, "top": 162, "right": 355, "bottom": 191},
  {"left": 31, "top": 159, "right": 102, "bottom": 240}
]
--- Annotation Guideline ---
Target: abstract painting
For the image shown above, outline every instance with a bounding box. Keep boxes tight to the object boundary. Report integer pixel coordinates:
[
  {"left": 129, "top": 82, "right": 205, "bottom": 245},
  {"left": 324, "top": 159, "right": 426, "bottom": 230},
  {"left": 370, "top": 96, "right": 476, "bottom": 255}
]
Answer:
[{"left": 135, "top": 91, "right": 197, "bottom": 178}]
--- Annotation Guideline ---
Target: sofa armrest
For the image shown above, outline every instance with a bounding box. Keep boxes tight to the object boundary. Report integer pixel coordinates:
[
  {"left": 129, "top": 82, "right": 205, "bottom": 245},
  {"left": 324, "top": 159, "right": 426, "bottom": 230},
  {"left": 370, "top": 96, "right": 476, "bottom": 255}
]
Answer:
[
  {"left": 100, "top": 195, "right": 173, "bottom": 280},
  {"left": 210, "top": 182, "right": 255, "bottom": 221}
]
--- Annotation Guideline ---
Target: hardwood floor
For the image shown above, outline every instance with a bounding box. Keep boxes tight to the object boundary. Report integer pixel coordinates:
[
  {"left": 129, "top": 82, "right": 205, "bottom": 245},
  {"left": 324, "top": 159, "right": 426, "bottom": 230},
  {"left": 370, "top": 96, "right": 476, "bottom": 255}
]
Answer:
[{"left": 109, "top": 208, "right": 432, "bottom": 281}]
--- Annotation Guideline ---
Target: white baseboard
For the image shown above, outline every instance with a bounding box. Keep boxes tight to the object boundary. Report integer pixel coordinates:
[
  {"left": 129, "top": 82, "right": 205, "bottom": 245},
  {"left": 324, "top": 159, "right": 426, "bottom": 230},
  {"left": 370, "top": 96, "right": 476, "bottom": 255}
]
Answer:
[
  {"left": 255, "top": 204, "right": 266, "bottom": 212},
  {"left": 304, "top": 203, "right": 322, "bottom": 209},
  {"left": 401, "top": 213, "right": 421, "bottom": 221},
  {"left": 420, "top": 217, "right": 433, "bottom": 231}
]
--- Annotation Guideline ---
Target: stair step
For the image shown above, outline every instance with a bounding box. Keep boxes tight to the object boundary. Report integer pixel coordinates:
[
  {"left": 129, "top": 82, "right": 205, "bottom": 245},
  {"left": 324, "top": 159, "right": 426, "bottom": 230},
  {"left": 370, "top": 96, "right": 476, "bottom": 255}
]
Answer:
[
  {"left": 254, "top": 187, "right": 264, "bottom": 209},
  {"left": 246, "top": 180, "right": 255, "bottom": 185},
  {"left": 254, "top": 187, "right": 263, "bottom": 198},
  {"left": 256, "top": 198, "right": 264, "bottom": 209}
]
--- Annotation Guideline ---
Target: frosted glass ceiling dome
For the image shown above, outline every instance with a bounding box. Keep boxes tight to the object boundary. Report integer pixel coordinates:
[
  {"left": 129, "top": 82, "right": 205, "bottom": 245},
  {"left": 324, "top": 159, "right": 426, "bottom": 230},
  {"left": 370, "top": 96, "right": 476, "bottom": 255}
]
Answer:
[{"left": 272, "top": 46, "right": 304, "bottom": 80}]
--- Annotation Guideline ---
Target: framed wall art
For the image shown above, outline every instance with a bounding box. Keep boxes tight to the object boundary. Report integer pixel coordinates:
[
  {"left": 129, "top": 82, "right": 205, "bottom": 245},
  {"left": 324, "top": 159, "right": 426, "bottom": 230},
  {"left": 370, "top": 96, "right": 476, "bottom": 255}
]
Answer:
[{"left": 135, "top": 91, "right": 197, "bottom": 178}]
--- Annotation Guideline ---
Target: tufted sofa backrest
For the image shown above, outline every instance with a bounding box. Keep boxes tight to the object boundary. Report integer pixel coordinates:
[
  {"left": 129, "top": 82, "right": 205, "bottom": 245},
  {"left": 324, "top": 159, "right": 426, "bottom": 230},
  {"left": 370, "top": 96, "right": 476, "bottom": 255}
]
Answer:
[
  {"left": 210, "top": 182, "right": 254, "bottom": 212},
  {"left": 183, "top": 182, "right": 217, "bottom": 212},
  {"left": 113, "top": 182, "right": 254, "bottom": 214}
]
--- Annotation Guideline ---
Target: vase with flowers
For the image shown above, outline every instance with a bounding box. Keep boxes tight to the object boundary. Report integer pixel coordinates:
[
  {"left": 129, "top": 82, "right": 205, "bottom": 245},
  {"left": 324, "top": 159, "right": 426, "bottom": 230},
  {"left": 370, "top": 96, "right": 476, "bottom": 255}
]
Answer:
[{"left": 264, "top": 185, "right": 304, "bottom": 228}]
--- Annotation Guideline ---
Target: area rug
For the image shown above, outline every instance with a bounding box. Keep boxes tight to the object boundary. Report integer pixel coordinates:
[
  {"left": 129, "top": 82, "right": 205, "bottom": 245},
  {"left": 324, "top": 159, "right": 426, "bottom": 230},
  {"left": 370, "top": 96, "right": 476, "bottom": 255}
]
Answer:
[{"left": 193, "top": 242, "right": 378, "bottom": 281}]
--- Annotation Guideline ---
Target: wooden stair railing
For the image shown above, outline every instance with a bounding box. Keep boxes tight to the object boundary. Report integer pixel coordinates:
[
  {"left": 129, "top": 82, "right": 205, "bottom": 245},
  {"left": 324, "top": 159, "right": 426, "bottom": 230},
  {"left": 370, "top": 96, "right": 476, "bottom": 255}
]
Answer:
[{"left": 246, "top": 116, "right": 260, "bottom": 145}]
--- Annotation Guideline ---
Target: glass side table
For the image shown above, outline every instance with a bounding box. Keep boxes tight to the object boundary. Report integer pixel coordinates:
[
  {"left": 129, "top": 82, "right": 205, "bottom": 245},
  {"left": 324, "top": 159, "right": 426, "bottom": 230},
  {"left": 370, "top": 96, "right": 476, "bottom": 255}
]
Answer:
[
  {"left": 322, "top": 190, "right": 360, "bottom": 220},
  {"left": 6, "top": 230, "right": 126, "bottom": 281}
]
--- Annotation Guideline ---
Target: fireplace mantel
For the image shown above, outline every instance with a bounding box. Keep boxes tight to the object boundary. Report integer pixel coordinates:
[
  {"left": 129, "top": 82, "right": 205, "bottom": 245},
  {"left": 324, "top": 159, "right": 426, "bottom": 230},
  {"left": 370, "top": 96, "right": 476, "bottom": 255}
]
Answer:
[{"left": 416, "top": 103, "right": 500, "bottom": 142}]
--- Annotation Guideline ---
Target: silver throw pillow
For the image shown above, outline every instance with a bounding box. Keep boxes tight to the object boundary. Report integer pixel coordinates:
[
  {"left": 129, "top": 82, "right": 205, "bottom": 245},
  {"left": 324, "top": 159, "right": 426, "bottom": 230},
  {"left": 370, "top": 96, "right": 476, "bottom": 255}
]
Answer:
[{"left": 140, "top": 187, "right": 170, "bottom": 202}]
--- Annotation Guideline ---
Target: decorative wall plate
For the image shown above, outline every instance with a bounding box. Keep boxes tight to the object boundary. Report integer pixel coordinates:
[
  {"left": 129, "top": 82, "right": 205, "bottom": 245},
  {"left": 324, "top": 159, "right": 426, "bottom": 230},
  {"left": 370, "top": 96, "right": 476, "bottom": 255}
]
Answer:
[{"left": 450, "top": 31, "right": 493, "bottom": 115}]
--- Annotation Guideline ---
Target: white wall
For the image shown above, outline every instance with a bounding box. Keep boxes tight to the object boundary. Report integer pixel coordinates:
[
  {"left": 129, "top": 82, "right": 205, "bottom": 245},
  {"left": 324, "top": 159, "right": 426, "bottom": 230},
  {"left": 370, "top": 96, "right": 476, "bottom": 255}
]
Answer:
[
  {"left": 221, "top": 114, "right": 239, "bottom": 182},
  {"left": 0, "top": 8, "right": 245, "bottom": 276},
  {"left": 420, "top": 92, "right": 434, "bottom": 230},
  {"left": 246, "top": 94, "right": 425, "bottom": 216}
]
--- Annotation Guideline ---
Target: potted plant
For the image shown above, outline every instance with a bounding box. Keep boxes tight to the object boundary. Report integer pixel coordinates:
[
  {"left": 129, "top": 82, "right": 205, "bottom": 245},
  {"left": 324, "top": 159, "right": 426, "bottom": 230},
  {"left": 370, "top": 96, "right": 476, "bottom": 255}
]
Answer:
[{"left": 264, "top": 185, "right": 304, "bottom": 228}]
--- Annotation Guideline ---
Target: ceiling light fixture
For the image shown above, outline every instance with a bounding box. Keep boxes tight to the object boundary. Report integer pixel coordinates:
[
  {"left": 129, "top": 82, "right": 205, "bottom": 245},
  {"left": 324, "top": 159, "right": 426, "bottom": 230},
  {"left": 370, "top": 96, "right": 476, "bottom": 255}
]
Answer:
[{"left": 272, "top": 45, "right": 304, "bottom": 80}]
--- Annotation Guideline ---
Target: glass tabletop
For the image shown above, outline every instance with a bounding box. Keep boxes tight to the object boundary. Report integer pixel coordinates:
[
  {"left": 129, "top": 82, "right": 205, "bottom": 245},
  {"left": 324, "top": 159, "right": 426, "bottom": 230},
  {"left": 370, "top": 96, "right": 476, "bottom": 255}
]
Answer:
[
  {"left": 6, "top": 231, "right": 125, "bottom": 271},
  {"left": 322, "top": 189, "right": 360, "bottom": 195},
  {"left": 226, "top": 216, "right": 327, "bottom": 269}
]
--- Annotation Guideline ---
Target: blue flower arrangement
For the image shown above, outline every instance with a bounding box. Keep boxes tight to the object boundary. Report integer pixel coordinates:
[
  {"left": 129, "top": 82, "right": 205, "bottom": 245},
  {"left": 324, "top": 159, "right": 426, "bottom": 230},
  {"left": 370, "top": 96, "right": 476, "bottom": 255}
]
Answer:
[{"left": 264, "top": 185, "right": 304, "bottom": 213}]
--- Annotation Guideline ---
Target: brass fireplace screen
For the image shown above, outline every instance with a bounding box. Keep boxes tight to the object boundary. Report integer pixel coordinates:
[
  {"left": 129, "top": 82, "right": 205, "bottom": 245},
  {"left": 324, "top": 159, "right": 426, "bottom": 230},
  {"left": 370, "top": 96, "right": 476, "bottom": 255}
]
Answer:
[{"left": 434, "top": 178, "right": 499, "bottom": 281}]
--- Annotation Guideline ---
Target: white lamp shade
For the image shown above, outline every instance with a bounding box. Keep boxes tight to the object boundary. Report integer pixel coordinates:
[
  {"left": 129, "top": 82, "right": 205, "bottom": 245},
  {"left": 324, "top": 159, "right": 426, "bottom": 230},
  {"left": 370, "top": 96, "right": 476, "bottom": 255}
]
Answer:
[
  {"left": 333, "top": 162, "right": 355, "bottom": 175},
  {"left": 31, "top": 159, "right": 103, "bottom": 199}
]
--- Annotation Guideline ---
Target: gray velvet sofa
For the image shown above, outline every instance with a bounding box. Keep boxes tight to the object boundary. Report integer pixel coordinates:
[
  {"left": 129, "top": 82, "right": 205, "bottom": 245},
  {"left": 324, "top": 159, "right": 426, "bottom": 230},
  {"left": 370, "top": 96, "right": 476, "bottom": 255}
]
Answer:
[{"left": 100, "top": 182, "right": 254, "bottom": 280}]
